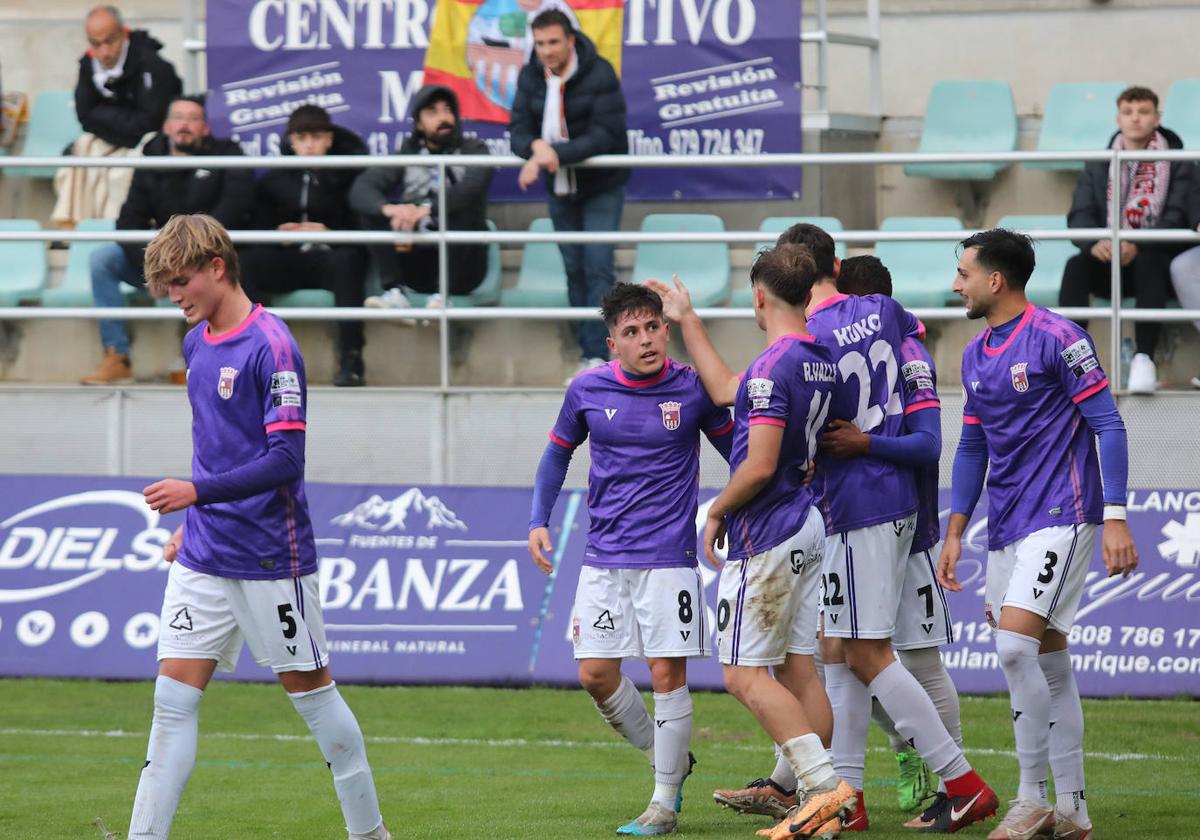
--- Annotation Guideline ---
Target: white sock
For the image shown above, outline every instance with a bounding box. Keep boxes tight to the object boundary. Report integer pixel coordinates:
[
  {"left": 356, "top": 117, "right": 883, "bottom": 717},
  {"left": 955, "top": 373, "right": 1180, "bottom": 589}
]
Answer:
[
  {"left": 995, "top": 630, "right": 1051, "bottom": 805},
  {"left": 596, "top": 675, "right": 656, "bottom": 764},
  {"left": 869, "top": 660, "right": 971, "bottom": 782},
  {"left": 1040, "top": 649, "right": 1089, "bottom": 824},
  {"left": 871, "top": 697, "right": 907, "bottom": 753},
  {"left": 289, "top": 682, "right": 383, "bottom": 836},
  {"left": 770, "top": 743, "right": 797, "bottom": 792},
  {"left": 898, "top": 647, "right": 963, "bottom": 749},
  {"left": 650, "top": 686, "right": 692, "bottom": 811},
  {"left": 128, "top": 675, "right": 204, "bottom": 840},
  {"left": 825, "top": 663, "right": 870, "bottom": 791},
  {"left": 780, "top": 733, "right": 837, "bottom": 796}
]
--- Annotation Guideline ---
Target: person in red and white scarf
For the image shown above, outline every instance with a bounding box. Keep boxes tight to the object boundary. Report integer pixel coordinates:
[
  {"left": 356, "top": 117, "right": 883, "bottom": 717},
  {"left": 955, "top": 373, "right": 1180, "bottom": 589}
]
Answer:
[{"left": 1060, "top": 86, "right": 1192, "bottom": 393}]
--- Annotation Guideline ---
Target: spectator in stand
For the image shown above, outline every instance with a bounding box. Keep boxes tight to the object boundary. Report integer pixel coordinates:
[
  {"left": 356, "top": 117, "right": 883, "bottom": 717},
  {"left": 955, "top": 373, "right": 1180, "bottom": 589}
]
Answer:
[
  {"left": 81, "top": 95, "right": 253, "bottom": 385},
  {"left": 1059, "top": 86, "right": 1191, "bottom": 394},
  {"left": 509, "top": 8, "right": 629, "bottom": 381},
  {"left": 350, "top": 85, "right": 493, "bottom": 315},
  {"left": 239, "top": 106, "right": 369, "bottom": 387},
  {"left": 1168, "top": 169, "right": 1200, "bottom": 389},
  {"left": 54, "top": 5, "right": 182, "bottom": 226}
]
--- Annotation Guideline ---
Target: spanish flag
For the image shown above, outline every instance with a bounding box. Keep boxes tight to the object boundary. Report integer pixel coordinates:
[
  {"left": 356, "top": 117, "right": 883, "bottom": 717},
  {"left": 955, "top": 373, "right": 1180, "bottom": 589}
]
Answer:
[{"left": 423, "top": 0, "right": 624, "bottom": 124}]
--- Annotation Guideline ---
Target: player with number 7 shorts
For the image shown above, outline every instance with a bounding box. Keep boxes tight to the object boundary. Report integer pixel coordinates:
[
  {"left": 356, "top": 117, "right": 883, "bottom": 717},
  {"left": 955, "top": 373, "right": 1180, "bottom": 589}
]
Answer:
[{"left": 129, "top": 215, "right": 390, "bottom": 840}]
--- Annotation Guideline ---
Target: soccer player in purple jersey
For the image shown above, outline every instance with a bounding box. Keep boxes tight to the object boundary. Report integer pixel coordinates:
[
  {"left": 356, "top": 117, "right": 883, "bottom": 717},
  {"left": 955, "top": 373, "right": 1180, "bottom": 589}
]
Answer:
[
  {"left": 941, "top": 229, "right": 1138, "bottom": 840},
  {"left": 782, "top": 224, "right": 997, "bottom": 835},
  {"left": 527, "top": 283, "right": 734, "bottom": 836},
  {"left": 650, "top": 243, "right": 858, "bottom": 840},
  {"left": 129, "top": 215, "right": 390, "bottom": 840}
]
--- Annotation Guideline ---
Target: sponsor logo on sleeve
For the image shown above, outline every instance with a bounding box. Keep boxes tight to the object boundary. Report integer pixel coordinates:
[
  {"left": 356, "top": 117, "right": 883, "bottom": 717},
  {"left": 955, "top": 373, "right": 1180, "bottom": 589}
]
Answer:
[
  {"left": 747, "top": 378, "right": 773, "bottom": 398},
  {"left": 1061, "top": 338, "right": 1096, "bottom": 368},
  {"left": 272, "top": 394, "right": 302, "bottom": 408},
  {"left": 901, "top": 359, "right": 934, "bottom": 392},
  {"left": 271, "top": 371, "right": 301, "bottom": 394}
]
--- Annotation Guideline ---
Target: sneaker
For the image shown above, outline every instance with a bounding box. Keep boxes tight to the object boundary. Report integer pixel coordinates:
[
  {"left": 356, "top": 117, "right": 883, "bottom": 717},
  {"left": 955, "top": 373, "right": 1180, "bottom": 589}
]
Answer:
[
  {"left": 364, "top": 287, "right": 413, "bottom": 310},
  {"left": 904, "top": 791, "right": 947, "bottom": 829},
  {"left": 616, "top": 801, "right": 678, "bottom": 836},
  {"left": 350, "top": 822, "right": 392, "bottom": 840},
  {"left": 81, "top": 347, "right": 133, "bottom": 385},
  {"left": 1189, "top": 374, "right": 1200, "bottom": 390},
  {"left": 896, "top": 748, "right": 935, "bottom": 813},
  {"left": 334, "top": 351, "right": 365, "bottom": 387},
  {"left": 756, "top": 780, "right": 856, "bottom": 840},
  {"left": 1126, "top": 352, "right": 1157, "bottom": 394},
  {"left": 986, "top": 800, "right": 1054, "bottom": 839},
  {"left": 675, "top": 751, "right": 696, "bottom": 813},
  {"left": 419, "top": 292, "right": 450, "bottom": 327},
  {"left": 713, "top": 777, "right": 797, "bottom": 819},
  {"left": 1051, "top": 813, "right": 1092, "bottom": 840},
  {"left": 564, "top": 356, "right": 608, "bottom": 385},
  {"left": 916, "top": 782, "right": 999, "bottom": 833},
  {"left": 842, "top": 790, "right": 868, "bottom": 832}
]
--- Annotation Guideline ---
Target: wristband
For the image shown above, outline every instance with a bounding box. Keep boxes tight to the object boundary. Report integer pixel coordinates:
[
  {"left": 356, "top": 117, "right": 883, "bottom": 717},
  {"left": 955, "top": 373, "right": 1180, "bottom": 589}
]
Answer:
[{"left": 1103, "top": 504, "right": 1127, "bottom": 521}]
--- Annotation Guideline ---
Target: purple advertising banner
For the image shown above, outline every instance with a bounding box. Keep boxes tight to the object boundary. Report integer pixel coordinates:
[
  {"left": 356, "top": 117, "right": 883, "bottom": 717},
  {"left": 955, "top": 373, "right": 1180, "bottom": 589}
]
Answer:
[
  {"left": 1, "top": 478, "right": 1197, "bottom": 696},
  {"left": 203, "top": 0, "right": 803, "bottom": 202}
]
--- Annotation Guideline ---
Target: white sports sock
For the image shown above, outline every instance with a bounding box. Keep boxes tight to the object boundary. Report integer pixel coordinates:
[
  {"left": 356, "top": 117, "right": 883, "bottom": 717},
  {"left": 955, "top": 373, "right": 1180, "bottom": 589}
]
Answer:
[
  {"left": 770, "top": 743, "right": 797, "bottom": 791},
  {"left": 290, "top": 682, "right": 383, "bottom": 836},
  {"left": 780, "top": 733, "right": 837, "bottom": 796},
  {"left": 650, "top": 686, "right": 692, "bottom": 811},
  {"left": 869, "top": 660, "right": 971, "bottom": 782},
  {"left": 870, "top": 697, "right": 907, "bottom": 753},
  {"left": 596, "top": 675, "right": 656, "bottom": 764},
  {"left": 1040, "top": 649, "right": 1089, "bottom": 824},
  {"left": 995, "top": 630, "right": 1051, "bottom": 805},
  {"left": 898, "top": 647, "right": 963, "bottom": 748},
  {"left": 128, "top": 675, "right": 203, "bottom": 840},
  {"left": 825, "top": 663, "right": 870, "bottom": 791}
]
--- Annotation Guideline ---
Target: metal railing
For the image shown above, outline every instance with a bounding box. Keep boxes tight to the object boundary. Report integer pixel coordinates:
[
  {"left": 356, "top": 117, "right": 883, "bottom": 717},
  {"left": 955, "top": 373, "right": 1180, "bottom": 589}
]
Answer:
[{"left": 3, "top": 148, "right": 1200, "bottom": 391}]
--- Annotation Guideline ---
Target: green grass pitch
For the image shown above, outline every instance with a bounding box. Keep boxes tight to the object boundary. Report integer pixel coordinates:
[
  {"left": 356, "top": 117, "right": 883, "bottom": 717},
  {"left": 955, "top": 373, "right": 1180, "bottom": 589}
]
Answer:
[{"left": 0, "top": 679, "right": 1196, "bottom": 839}]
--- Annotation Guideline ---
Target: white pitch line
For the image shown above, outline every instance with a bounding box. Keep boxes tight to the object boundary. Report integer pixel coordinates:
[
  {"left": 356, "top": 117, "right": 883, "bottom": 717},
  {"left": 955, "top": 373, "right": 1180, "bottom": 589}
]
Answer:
[{"left": 0, "top": 727, "right": 1178, "bottom": 763}]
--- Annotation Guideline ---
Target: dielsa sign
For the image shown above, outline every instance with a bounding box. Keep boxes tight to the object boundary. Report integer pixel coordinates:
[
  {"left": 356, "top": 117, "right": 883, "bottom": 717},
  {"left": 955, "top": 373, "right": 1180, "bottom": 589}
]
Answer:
[{"left": 204, "top": 0, "right": 803, "bottom": 201}]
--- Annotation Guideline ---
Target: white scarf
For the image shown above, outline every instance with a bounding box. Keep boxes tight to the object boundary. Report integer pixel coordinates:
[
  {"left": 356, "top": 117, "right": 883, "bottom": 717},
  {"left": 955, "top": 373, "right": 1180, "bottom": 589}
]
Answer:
[
  {"left": 540, "top": 50, "right": 577, "bottom": 197},
  {"left": 1108, "top": 130, "right": 1171, "bottom": 229},
  {"left": 91, "top": 37, "right": 130, "bottom": 99}
]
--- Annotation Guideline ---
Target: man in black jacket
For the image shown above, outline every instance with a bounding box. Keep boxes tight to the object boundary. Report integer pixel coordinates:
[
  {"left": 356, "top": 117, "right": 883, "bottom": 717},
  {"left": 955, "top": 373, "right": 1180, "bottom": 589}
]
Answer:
[
  {"left": 240, "top": 106, "right": 370, "bottom": 387},
  {"left": 350, "top": 85, "right": 493, "bottom": 314},
  {"left": 1059, "top": 86, "right": 1191, "bottom": 393},
  {"left": 81, "top": 95, "right": 254, "bottom": 385},
  {"left": 509, "top": 9, "right": 628, "bottom": 380}
]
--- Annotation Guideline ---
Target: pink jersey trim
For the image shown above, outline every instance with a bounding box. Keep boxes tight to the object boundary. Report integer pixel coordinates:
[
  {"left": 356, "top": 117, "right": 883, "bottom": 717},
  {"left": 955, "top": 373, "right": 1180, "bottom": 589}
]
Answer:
[
  {"left": 917, "top": 319, "right": 927, "bottom": 340},
  {"left": 707, "top": 418, "right": 735, "bottom": 436},
  {"left": 612, "top": 357, "right": 671, "bottom": 388},
  {"left": 981, "top": 303, "right": 1035, "bottom": 357},
  {"left": 809, "top": 292, "right": 849, "bottom": 315},
  {"left": 904, "top": 399, "right": 940, "bottom": 415},
  {"left": 1071, "top": 378, "right": 1109, "bottom": 404},
  {"left": 204, "top": 303, "right": 265, "bottom": 345},
  {"left": 266, "top": 420, "right": 306, "bottom": 434},
  {"left": 548, "top": 431, "right": 576, "bottom": 448},
  {"left": 749, "top": 416, "right": 787, "bottom": 428},
  {"left": 963, "top": 415, "right": 981, "bottom": 425}
]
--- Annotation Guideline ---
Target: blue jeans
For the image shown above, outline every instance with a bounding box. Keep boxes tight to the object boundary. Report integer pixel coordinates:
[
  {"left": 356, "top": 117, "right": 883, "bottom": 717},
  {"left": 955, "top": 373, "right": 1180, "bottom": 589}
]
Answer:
[
  {"left": 548, "top": 185, "right": 624, "bottom": 361},
  {"left": 90, "top": 243, "right": 146, "bottom": 356}
]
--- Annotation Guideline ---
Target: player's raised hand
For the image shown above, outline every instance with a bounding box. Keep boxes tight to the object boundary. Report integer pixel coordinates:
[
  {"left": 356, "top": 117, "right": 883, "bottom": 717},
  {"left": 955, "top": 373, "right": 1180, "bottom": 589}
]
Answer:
[
  {"left": 703, "top": 512, "right": 727, "bottom": 569},
  {"left": 644, "top": 275, "right": 694, "bottom": 323},
  {"left": 162, "top": 525, "right": 183, "bottom": 564},
  {"left": 821, "top": 419, "right": 871, "bottom": 458},
  {"left": 937, "top": 536, "right": 963, "bottom": 591},
  {"left": 143, "top": 479, "right": 198, "bottom": 514},
  {"left": 1101, "top": 520, "right": 1138, "bottom": 578},
  {"left": 528, "top": 526, "right": 555, "bottom": 575}
]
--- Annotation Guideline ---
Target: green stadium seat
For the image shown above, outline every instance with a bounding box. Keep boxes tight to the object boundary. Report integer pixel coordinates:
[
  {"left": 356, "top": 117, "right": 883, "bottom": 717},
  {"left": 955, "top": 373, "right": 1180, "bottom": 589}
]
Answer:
[
  {"left": 41, "top": 219, "right": 116, "bottom": 307},
  {"left": 500, "top": 218, "right": 569, "bottom": 308},
  {"left": 269, "top": 287, "right": 336, "bottom": 308},
  {"left": 1163, "top": 80, "right": 1200, "bottom": 151},
  {"left": 996, "top": 215, "right": 1076, "bottom": 306},
  {"left": 0, "top": 220, "right": 49, "bottom": 306},
  {"left": 632, "top": 214, "right": 730, "bottom": 307},
  {"left": 407, "top": 220, "right": 503, "bottom": 308},
  {"left": 731, "top": 216, "right": 846, "bottom": 306},
  {"left": 904, "top": 81, "right": 1017, "bottom": 181},
  {"left": 1028, "top": 82, "right": 1127, "bottom": 171},
  {"left": 5, "top": 90, "right": 81, "bottom": 179},
  {"left": 874, "top": 217, "right": 964, "bottom": 308}
]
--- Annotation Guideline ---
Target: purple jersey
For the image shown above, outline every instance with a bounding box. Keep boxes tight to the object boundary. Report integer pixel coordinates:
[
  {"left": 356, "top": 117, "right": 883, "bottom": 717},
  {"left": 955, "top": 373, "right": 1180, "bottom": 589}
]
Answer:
[
  {"left": 961, "top": 304, "right": 1107, "bottom": 550},
  {"left": 726, "top": 334, "right": 835, "bottom": 560},
  {"left": 899, "top": 335, "right": 942, "bottom": 555},
  {"left": 177, "top": 305, "right": 317, "bottom": 580},
  {"left": 807, "top": 293, "right": 922, "bottom": 534},
  {"left": 549, "top": 359, "right": 733, "bottom": 569}
]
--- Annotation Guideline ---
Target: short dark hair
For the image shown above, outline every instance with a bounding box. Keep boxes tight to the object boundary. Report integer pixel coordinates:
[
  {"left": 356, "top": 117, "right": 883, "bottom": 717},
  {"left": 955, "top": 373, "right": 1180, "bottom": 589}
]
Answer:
[
  {"left": 601, "top": 283, "right": 664, "bottom": 327},
  {"left": 531, "top": 9, "right": 574, "bottom": 37},
  {"left": 957, "top": 228, "right": 1036, "bottom": 290},
  {"left": 1117, "top": 86, "right": 1159, "bottom": 109},
  {"left": 837, "top": 255, "right": 893, "bottom": 298},
  {"left": 774, "top": 223, "right": 836, "bottom": 279},
  {"left": 168, "top": 94, "right": 207, "bottom": 116},
  {"left": 750, "top": 243, "right": 819, "bottom": 307},
  {"left": 287, "top": 104, "right": 333, "bottom": 135}
]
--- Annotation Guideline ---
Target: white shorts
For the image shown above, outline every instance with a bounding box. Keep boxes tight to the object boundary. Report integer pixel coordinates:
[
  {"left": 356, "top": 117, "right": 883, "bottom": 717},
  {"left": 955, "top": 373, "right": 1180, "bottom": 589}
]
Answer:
[
  {"left": 716, "top": 506, "right": 825, "bottom": 666},
  {"left": 893, "top": 542, "right": 955, "bottom": 651},
  {"left": 985, "top": 523, "right": 1098, "bottom": 634},
  {"left": 158, "top": 562, "right": 329, "bottom": 673},
  {"left": 821, "top": 514, "right": 917, "bottom": 640},
  {"left": 571, "top": 565, "right": 709, "bottom": 660}
]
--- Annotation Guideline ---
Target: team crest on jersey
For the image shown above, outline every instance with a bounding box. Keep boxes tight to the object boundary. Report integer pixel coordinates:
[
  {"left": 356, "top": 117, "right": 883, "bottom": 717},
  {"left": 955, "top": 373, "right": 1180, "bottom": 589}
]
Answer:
[
  {"left": 217, "top": 366, "right": 239, "bottom": 399},
  {"left": 1010, "top": 362, "right": 1030, "bottom": 393},
  {"left": 659, "top": 401, "right": 682, "bottom": 431}
]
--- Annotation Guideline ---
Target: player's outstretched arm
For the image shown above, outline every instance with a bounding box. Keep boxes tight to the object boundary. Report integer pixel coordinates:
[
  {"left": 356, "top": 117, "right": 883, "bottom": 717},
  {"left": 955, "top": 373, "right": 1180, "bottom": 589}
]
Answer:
[
  {"left": 1076, "top": 387, "right": 1138, "bottom": 577},
  {"left": 704, "top": 424, "right": 783, "bottom": 567},
  {"left": 644, "top": 276, "right": 739, "bottom": 405},
  {"left": 528, "top": 440, "right": 574, "bottom": 575}
]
